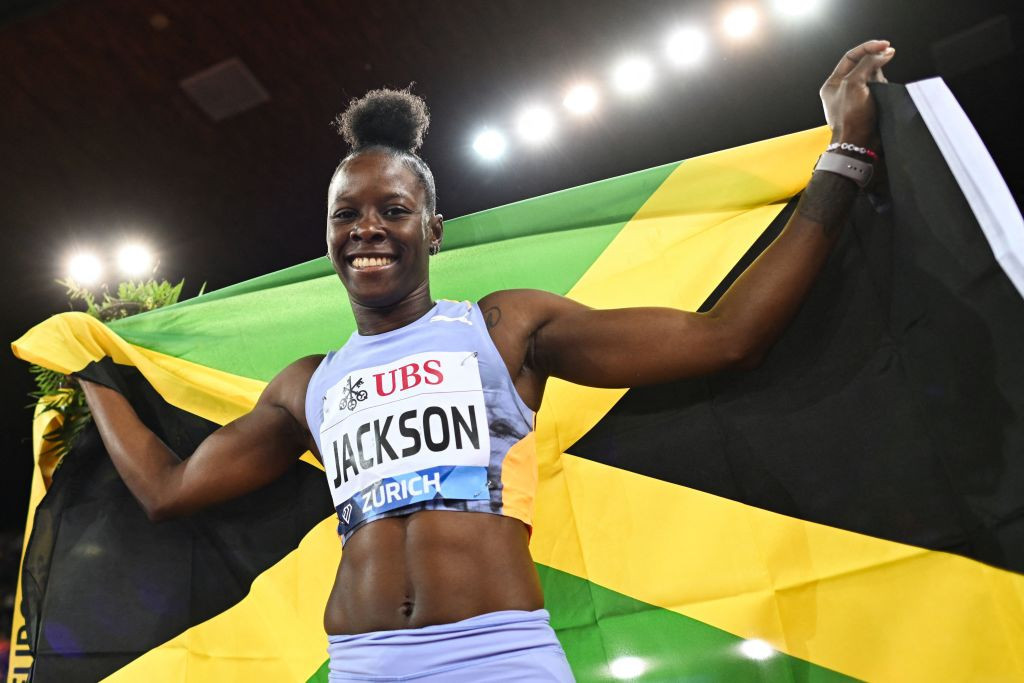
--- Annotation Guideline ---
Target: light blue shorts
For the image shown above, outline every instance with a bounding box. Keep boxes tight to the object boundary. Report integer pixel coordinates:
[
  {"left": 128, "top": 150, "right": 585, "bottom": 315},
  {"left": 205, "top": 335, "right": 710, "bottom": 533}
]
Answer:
[{"left": 326, "top": 609, "right": 575, "bottom": 682}]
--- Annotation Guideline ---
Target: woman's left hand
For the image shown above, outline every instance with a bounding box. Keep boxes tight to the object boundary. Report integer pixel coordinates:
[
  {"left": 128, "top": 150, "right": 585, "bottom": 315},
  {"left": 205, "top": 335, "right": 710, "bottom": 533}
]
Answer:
[{"left": 820, "top": 39, "right": 895, "bottom": 147}]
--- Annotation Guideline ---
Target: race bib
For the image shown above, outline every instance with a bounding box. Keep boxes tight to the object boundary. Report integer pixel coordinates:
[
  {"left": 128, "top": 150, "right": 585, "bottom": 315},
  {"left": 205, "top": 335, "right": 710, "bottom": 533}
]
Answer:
[{"left": 320, "top": 351, "right": 492, "bottom": 533}]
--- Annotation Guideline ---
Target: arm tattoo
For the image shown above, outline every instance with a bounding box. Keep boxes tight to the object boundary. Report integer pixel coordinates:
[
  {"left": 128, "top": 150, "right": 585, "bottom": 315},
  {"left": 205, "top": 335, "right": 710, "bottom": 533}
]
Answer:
[
  {"left": 796, "top": 170, "right": 859, "bottom": 238},
  {"left": 483, "top": 305, "right": 502, "bottom": 329}
]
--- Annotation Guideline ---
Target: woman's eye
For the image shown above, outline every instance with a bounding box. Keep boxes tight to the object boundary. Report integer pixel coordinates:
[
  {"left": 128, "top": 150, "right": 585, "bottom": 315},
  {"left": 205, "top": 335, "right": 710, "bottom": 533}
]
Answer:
[
  {"left": 332, "top": 210, "right": 356, "bottom": 220},
  {"left": 385, "top": 207, "right": 409, "bottom": 217}
]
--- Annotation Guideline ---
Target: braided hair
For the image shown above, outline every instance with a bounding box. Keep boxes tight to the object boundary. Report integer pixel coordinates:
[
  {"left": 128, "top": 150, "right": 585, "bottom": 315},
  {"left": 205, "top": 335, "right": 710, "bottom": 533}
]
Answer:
[{"left": 333, "top": 88, "right": 437, "bottom": 214}]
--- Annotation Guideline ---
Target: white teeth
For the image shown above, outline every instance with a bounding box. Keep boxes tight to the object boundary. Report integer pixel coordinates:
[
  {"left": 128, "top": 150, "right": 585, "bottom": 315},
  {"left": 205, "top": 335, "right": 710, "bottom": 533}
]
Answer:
[{"left": 351, "top": 256, "right": 395, "bottom": 269}]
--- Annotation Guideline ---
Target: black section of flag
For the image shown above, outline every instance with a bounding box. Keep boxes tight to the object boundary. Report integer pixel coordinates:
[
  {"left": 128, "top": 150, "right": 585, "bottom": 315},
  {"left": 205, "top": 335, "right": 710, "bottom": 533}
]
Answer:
[
  {"left": 571, "top": 84, "right": 1024, "bottom": 573},
  {"left": 19, "top": 358, "right": 334, "bottom": 682}
]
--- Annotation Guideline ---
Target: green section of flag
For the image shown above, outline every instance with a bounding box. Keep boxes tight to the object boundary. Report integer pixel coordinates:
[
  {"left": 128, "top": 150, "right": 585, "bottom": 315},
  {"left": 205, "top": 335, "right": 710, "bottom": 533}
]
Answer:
[
  {"left": 306, "top": 659, "right": 329, "bottom": 683},
  {"left": 107, "top": 161, "right": 680, "bottom": 382},
  {"left": 302, "top": 564, "right": 855, "bottom": 682},
  {"left": 539, "top": 564, "right": 856, "bottom": 682}
]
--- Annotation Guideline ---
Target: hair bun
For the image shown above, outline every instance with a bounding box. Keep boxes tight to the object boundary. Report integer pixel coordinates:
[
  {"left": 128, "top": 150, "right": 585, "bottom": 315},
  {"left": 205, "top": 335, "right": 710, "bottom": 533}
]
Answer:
[{"left": 335, "top": 88, "right": 430, "bottom": 154}]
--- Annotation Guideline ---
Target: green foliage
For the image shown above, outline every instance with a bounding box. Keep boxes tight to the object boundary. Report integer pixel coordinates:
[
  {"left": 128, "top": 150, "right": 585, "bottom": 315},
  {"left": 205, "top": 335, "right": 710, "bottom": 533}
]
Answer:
[
  {"left": 56, "top": 277, "right": 201, "bottom": 322},
  {"left": 30, "top": 278, "right": 200, "bottom": 465},
  {"left": 28, "top": 365, "right": 92, "bottom": 463}
]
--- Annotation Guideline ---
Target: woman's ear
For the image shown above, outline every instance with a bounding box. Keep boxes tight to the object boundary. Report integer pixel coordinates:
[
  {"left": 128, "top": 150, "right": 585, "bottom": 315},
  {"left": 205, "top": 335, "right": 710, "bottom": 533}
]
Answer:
[{"left": 428, "top": 213, "right": 444, "bottom": 254}]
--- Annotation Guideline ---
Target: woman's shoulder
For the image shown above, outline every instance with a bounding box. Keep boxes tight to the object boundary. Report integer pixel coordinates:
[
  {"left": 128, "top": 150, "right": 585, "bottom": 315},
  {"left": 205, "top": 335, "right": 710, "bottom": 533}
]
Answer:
[
  {"left": 477, "top": 289, "right": 583, "bottom": 331},
  {"left": 264, "top": 354, "right": 326, "bottom": 408}
]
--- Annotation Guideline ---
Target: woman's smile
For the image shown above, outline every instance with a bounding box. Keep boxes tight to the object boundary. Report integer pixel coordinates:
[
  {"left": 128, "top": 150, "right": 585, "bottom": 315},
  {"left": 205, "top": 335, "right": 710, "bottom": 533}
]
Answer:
[{"left": 349, "top": 255, "right": 398, "bottom": 270}]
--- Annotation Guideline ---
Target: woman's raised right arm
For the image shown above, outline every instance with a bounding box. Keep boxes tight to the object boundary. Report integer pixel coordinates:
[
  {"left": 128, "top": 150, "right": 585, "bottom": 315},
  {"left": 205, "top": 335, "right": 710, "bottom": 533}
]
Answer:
[{"left": 78, "top": 356, "right": 322, "bottom": 521}]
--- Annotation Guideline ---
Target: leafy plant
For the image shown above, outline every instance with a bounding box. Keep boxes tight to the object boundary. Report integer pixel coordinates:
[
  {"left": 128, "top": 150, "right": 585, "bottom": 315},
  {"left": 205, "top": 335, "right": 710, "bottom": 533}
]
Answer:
[
  {"left": 56, "top": 277, "right": 191, "bottom": 322},
  {"left": 29, "top": 277, "right": 201, "bottom": 465},
  {"left": 28, "top": 365, "right": 92, "bottom": 463}
]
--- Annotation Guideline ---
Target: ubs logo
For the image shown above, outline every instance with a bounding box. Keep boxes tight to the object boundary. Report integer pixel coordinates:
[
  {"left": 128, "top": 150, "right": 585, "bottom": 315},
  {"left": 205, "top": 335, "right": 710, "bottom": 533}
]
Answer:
[
  {"left": 339, "top": 376, "right": 368, "bottom": 412},
  {"left": 373, "top": 359, "right": 444, "bottom": 396}
]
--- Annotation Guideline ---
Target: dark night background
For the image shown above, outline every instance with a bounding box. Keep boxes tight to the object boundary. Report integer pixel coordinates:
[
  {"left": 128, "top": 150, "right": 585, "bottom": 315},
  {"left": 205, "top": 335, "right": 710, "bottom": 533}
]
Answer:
[{"left": 1, "top": 0, "right": 1022, "bottom": 651}]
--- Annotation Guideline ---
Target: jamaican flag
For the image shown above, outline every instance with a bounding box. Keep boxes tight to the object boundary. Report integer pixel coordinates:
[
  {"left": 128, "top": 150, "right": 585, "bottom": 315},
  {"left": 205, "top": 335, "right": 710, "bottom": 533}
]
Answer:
[{"left": 9, "top": 81, "right": 1024, "bottom": 682}]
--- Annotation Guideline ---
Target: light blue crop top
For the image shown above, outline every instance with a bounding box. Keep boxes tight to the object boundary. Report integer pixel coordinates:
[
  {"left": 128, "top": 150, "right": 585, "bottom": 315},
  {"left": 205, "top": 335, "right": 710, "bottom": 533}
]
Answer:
[{"left": 304, "top": 300, "right": 537, "bottom": 544}]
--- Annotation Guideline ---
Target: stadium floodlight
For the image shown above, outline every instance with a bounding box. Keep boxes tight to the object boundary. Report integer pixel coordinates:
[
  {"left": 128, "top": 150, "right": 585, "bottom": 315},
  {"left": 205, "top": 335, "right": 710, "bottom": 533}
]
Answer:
[
  {"left": 739, "top": 639, "right": 775, "bottom": 661},
  {"left": 611, "top": 56, "right": 654, "bottom": 95},
  {"left": 516, "top": 105, "right": 556, "bottom": 144},
  {"left": 665, "top": 26, "right": 709, "bottom": 67},
  {"left": 472, "top": 129, "right": 507, "bottom": 160},
  {"left": 67, "top": 251, "right": 103, "bottom": 285},
  {"left": 774, "top": 0, "right": 821, "bottom": 17},
  {"left": 563, "top": 84, "right": 599, "bottom": 115},
  {"left": 117, "top": 243, "right": 154, "bottom": 277},
  {"left": 722, "top": 5, "right": 760, "bottom": 39}
]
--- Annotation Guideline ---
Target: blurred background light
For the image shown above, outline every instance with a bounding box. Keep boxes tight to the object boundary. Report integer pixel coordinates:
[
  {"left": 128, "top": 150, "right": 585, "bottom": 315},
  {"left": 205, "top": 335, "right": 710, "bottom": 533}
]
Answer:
[
  {"left": 774, "top": 0, "right": 821, "bottom": 18},
  {"left": 739, "top": 638, "right": 775, "bottom": 661},
  {"left": 563, "top": 84, "right": 599, "bottom": 115},
  {"left": 67, "top": 252, "right": 103, "bottom": 285},
  {"left": 516, "top": 105, "right": 556, "bottom": 144},
  {"left": 611, "top": 56, "right": 655, "bottom": 94},
  {"left": 609, "top": 656, "right": 648, "bottom": 679},
  {"left": 117, "top": 242, "right": 154, "bottom": 277},
  {"left": 472, "top": 128, "right": 507, "bottom": 160},
  {"left": 722, "top": 5, "right": 760, "bottom": 39},
  {"left": 666, "top": 26, "right": 709, "bottom": 67}
]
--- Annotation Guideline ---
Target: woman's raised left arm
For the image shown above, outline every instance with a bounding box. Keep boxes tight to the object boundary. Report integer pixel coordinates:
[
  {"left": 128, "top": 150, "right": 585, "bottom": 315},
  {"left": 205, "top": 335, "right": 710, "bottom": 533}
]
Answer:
[
  {"left": 486, "top": 40, "right": 896, "bottom": 395},
  {"left": 685, "top": 35, "right": 895, "bottom": 368}
]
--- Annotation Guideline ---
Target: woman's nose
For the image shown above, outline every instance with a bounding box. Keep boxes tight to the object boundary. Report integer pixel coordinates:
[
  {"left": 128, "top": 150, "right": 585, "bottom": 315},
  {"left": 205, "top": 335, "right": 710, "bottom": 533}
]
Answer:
[{"left": 350, "top": 215, "right": 386, "bottom": 242}]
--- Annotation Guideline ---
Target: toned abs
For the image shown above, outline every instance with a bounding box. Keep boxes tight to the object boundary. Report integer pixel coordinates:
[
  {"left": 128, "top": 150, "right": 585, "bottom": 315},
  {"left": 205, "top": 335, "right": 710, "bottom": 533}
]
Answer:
[{"left": 323, "top": 510, "right": 542, "bottom": 634}]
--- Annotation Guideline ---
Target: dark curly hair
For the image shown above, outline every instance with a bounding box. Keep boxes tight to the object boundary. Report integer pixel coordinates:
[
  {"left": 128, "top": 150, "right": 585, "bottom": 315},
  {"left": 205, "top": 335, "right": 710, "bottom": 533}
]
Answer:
[{"left": 333, "top": 88, "right": 437, "bottom": 214}]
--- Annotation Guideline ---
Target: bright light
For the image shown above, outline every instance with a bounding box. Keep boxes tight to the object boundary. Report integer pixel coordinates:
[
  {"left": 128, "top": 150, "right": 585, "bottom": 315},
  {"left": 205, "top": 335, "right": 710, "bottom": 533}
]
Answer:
[
  {"left": 516, "top": 105, "right": 555, "bottom": 144},
  {"left": 665, "top": 26, "right": 709, "bottom": 66},
  {"left": 563, "top": 84, "right": 599, "bottom": 115},
  {"left": 611, "top": 56, "right": 654, "bottom": 95},
  {"left": 609, "top": 656, "right": 647, "bottom": 679},
  {"left": 722, "top": 5, "right": 760, "bottom": 39},
  {"left": 67, "top": 252, "right": 103, "bottom": 285},
  {"left": 774, "top": 0, "right": 821, "bottom": 17},
  {"left": 472, "top": 129, "right": 507, "bottom": 160},
  {"left": 739, "top": 638, "right": 775, "bottom": 661},
  {"left": 117, "top": 243, "right": 154, "bottom": 277}
]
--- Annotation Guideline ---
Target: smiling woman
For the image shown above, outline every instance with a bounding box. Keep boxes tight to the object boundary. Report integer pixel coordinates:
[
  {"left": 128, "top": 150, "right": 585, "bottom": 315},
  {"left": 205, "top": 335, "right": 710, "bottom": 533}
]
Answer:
[{"left": 75, "top": 40, "right": 894, "bottom": 682}]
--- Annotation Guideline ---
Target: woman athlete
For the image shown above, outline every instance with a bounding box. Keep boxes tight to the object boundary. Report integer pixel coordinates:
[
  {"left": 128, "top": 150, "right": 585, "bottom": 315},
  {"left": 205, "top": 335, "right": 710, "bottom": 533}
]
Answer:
[{"left": 78, "top": 40, "right": 895, "bottom": 681}]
